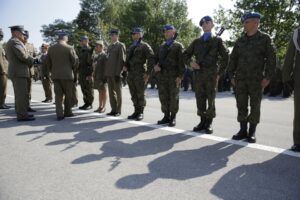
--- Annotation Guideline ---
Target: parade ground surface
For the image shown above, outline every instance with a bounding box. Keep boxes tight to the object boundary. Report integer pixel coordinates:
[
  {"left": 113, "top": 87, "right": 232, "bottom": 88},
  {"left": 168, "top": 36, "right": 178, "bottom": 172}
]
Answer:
[{"left": 1, "top": 81, "right": 299, "bottom": 200}]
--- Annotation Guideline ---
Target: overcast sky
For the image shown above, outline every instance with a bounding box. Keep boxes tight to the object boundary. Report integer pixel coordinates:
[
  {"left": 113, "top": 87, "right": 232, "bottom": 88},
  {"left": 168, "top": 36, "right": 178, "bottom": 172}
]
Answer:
[{"left": 0, "top": 0, "right": 234, "bottom": 49}]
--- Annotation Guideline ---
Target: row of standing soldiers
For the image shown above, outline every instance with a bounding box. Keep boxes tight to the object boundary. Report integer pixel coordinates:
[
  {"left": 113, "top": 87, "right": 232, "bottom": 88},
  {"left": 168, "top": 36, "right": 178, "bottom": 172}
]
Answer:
[{"left": 1, "top": 12, "right": 299, "bottom": 152}]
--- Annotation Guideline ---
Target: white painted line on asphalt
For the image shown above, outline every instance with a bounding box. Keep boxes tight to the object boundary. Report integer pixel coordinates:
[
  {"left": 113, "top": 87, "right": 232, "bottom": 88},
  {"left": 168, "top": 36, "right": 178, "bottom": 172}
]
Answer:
[{"left": 6, "top": 95, "right": 300, "bottom": 158}]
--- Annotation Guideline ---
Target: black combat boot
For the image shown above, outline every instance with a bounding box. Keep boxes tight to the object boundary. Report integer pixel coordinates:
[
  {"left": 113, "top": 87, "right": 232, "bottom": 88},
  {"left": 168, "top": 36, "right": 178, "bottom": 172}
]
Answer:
[
  {"left": 247, "top": 123, "right": 257, "bottom": 143},
  {"left": 204, "top": 118, "right": 213, "bottom": 134},
  {"left": 136, "top": 107, "right": 144, "bottom": 121},
  {"left": 169, "top": 113, "right": 176, "bottom": 127},
  {"left": 193, "top": 117, "right": 206, "bottom": 132},
  {"left": 157, "top": 113, "right": 170, "bottom": 125},
  {"left": 232, "top": 122, "right": 248, "bottom": 140},
  {"left": 128, "top": 107, "right": 138, "bottom": 120}
]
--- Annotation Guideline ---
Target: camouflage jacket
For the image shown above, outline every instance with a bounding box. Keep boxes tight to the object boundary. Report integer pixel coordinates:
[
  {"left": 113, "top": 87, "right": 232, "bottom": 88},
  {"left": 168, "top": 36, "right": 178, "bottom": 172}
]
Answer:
[
  {"left": 184, "top": 35, "right": 229, "bottom": 76},
  {"left": 155, "top": 40, "right": 185, "bottom": 78},
  {"left": 125, "top": 40, "right": 155, "bottom": 75},
  {"left": 0, "top": 43, "right": 8, "bottom": 75},
  {"left": 228, "top": 30, "right": 276, "bottom": 81},
  {"left": 78, "top": 45, "right": 93, "bottom": 76}
]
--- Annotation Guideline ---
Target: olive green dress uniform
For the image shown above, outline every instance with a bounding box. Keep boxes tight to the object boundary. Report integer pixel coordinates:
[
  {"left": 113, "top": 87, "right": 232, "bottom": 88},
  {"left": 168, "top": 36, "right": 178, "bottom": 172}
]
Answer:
[
  {"left": 6, "top": 37, "right": 34, "bottom": 119},
  {"left": 40, "top": 53, "right": 52, "bottom": 101},
  {"left": 0, "top": 42, "right": 9, "bottom": 106},
  {"left": 282, "top": 28, "right": 300, "bottom": 146},
  {"left": 105, "top": 41, "right": 126, "bottom": 114},
  {"left": 184, "top": 35, "right": 229, "bottom": 124},
  {"left": 25, "top": 42, "right": 37, "bottom": 106},
  {"left": 46, "top": 42, "right": 78, "bottom": 118},
  {"left": 93, "top": 51, "right": 107, "bottom": 90},
  {"left": 78, "top": 45, "right": 94, "bottom": 106},
  {"left": 228, "top": 31, "right": 276, "bottom": 126},
  {"left": 126, "top": 40, "right": 155, "bottom": 115},
  {"left": 155, "top": 40, "right": 185, "bottom": 117}
]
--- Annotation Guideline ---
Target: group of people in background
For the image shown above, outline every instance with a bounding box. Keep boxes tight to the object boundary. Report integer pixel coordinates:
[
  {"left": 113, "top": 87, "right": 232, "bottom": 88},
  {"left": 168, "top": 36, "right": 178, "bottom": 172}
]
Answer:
[{"left": 0, "top": 11, "right": 299, "bottom": 152}]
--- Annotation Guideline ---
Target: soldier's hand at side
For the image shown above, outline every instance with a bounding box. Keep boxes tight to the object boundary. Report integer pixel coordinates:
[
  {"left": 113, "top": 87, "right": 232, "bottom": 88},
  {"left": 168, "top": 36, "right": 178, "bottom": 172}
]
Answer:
[
  {"left": 231, "top": 78, "right": 235, "bottom": 86},
  {"left": 191, "top": 62, "right": 200, "bottom": 70},
  {"left": 143, "top": 74, "right": 149, "bottom": 84},
  {"left": 86, "top": 76, "right": 93, "bottom": 81},
  {"left": 175, "top": 77, "right": 182, "bottom": 88},
  {"left": 154, "top": 64, "right": 161, "bottom": 72},
  {"left": 261, "top": 78, "right": 270, "bottom": 89}
]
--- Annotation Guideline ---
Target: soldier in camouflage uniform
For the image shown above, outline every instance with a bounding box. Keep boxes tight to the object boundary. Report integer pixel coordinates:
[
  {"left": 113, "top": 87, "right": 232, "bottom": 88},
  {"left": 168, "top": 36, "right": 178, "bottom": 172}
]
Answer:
[
  {"left": 24, "top": 30, "right": 37, "bottom": 112},
  {"left": 184, "top": 16, "right": 229, "bottom": 134},
  {"left": 124, "top": 27, "right": 155, "bottom": 121},
  {"left": 39, "top": 43, "right": 53, "bottom": 103},
  {"left": 0, "top": 28, "right": 10, "bottom": 109},
  {"left": 282, "top": 27, "right": 300, "bottom": 152},
  {"left": 78, "top": 35, "right": 94, "bottom": 110},
  {"left": 154, "top": 24, "right": 185, "bottom": 127},
  {"left": 229, "top": 12, "right": 276, "bottom": 143}
]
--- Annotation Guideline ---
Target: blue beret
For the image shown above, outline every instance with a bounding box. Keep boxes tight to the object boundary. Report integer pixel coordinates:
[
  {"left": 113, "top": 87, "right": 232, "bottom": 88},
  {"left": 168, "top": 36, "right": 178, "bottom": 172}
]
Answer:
[
  {"left": 131, "top": 27, "right": 143, "bottom": 34},
  {"left": 109, "top": 29, "right": 119, "bottom": 35},
  {"left": 241, "top": 12, "right": 261, "bottom": 23},
  {"left": 9, "top": 25, "right": 26, "bottom": 34},
  {"left": 57, "top": 31, "right": 68, "bottom": 38},
  {"left": 80, "top": 35, "right": 88, "bottom": 41},
  {"left": 199, "top": 16, "right": 213, "bottom": 26},
  {"left": 163, "top": 24, "right": 175, "bottom": 31}
]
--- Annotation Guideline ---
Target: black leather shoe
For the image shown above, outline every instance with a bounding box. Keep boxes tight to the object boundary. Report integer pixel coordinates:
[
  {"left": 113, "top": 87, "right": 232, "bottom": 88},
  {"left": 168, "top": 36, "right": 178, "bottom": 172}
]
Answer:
[
  {"left": 204, "top": 118, "right": 213, "bottom": 134},
  {"left": 291, "top": 144, "right": 300, "bottom": 152},
  {"left": 168, "top": 114, "right": 176, "bottom": 127},
  {"left": 79, "top": 104, "right": 87, "bottom": 110},
  {"left": 128, "top": 112, "right": 138, "bottom": 120},
  {"left": 113, "top": 112, "right": 121, "bottom": 117},
  {"left": 157, "top": 113, "right": 170, "bottom": 125},
  {"left": 193, "top": 117, "right": 206, "bottom": 132},
  {"left": 57, "top": 116, "right": 65, "bottom": 121},
  {"left": 107, "top": 111, "right": 116, "bottom": 116},
  {"left": 247, "top": 123, "right": 257, "bottom": 143},
  {"left": 42, "top": 99, "right": 52, "bottom": 103},
  {"left": 28, "top": 114, "right": 34, "bottom": 118},
  {"left": 27, "top": 107, "right": 36, "bottom": 112},
  {"left": 136, "top": 113, "right": 144, "bottom": 121},
  {"left": 17, "top": 117, "right": 35, "bottom": 122},
  {"left": 232, "top": 122, "right": 248, "bottom": 140},
  {"left": 83, "top": 105, "right": 92, "bottom": 110}
]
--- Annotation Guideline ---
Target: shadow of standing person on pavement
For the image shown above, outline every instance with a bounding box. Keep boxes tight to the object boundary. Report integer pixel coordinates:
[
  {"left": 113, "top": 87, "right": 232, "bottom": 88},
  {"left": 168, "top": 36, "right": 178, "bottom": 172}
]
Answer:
[
  {"left": 210, "top": 153, "right": 300, "bottom": 200},
  {"left": 115, "top": 142, "right": 243, "bottom": 189}
]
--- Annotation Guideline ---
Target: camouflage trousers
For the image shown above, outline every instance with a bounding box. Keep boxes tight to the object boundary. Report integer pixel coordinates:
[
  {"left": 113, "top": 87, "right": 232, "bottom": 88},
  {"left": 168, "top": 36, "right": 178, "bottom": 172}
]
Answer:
[
  {"left": 79, "top": 75, "right": 94, "bottom": 105},
  {"left": 294, "top": 79, "right": 300, "bottom": 144},
  {"left": 127, "top": 73, "right": 146, "bottom": 113},
  {"left": 41, "top": 77, "right": 52, "bottom": 100},
  {"left": 194, "top": 72, "right": 217, "bottom": 119},
  {"left": 0, "top": 74, "right": 7, "bottom": 105},
  {"left": 157, "top": 75, "right": 180, "bottom": 114},
  {"left": 53, "top": 79, "right": 74, "bottom": 118},
  {"left": 235, "top": 79, "right": 262, "bottom": 124}
]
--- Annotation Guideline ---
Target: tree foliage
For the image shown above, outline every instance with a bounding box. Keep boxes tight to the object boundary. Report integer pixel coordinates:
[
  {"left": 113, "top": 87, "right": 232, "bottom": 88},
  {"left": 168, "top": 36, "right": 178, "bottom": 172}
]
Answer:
[
  {"left": 40, "top": 0, "right": 200, "bottom": 51},
  {"left": 214, "top": 0, "right": 300, "bottom": 60}
]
